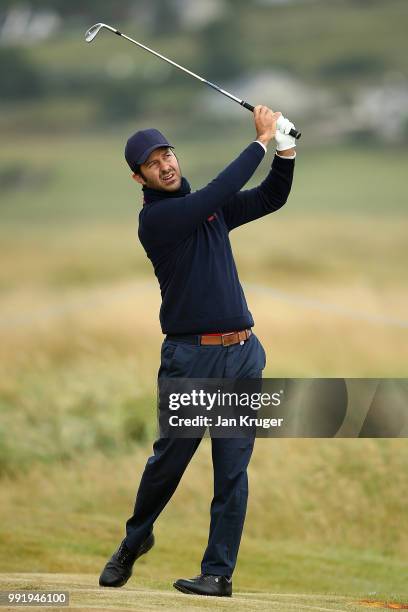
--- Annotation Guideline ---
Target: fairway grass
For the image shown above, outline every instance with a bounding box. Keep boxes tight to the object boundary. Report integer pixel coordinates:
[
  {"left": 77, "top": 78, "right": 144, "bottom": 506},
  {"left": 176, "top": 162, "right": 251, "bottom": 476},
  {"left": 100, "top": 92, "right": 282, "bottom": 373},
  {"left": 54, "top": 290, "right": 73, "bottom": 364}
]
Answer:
[{"left": 0, "top": 573, "right": 390, "bottom": 612}]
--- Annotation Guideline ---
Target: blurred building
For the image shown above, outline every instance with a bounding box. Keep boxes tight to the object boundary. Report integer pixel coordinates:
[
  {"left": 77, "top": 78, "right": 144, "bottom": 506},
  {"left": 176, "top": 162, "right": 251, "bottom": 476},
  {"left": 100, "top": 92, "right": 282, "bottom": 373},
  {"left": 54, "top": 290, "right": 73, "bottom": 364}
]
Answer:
[{"left": 0, "top": 5, "right": 60, "bottom": 45}]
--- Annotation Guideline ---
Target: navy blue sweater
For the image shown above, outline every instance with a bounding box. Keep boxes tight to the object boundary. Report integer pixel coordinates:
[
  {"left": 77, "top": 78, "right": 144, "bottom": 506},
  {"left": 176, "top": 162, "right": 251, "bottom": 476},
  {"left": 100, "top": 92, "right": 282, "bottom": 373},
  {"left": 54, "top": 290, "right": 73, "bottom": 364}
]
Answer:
[{"left": 138, "top": 142, "right": 294, "bottom": 335}]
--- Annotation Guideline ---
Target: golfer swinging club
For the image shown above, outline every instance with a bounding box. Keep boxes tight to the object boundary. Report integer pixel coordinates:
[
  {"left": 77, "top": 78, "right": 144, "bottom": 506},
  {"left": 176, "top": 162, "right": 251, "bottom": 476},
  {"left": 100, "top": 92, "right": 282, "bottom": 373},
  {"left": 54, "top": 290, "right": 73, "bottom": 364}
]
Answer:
[{"left": 99, "top": 106, "right": 296, "bottom": 597}]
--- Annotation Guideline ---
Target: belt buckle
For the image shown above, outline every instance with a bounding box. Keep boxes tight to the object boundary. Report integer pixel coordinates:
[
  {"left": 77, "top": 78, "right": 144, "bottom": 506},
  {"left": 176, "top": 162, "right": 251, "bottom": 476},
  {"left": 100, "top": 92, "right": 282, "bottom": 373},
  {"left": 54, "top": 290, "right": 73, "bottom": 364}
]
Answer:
[{"left": 221, "top": 332, "right": 235, "bottom": 347}]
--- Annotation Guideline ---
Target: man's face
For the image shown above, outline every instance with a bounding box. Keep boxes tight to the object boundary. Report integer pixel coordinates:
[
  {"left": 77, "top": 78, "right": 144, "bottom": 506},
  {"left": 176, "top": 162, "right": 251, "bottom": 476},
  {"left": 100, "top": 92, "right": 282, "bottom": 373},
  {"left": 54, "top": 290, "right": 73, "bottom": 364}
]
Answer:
[{"left": 133, "top": 147, "right": 182, "bottom": 192}]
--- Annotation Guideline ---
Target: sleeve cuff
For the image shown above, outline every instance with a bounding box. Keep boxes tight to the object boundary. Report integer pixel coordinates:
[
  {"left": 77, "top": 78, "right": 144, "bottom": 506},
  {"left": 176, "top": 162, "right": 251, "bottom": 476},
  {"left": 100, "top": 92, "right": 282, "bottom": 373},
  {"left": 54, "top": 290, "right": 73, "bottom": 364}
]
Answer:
[
  {"left": 276, "top": 151, "right": 296, "bottom": 159},
  {"left": 254, "top": 140, "right": 267, "bottom": 153}
]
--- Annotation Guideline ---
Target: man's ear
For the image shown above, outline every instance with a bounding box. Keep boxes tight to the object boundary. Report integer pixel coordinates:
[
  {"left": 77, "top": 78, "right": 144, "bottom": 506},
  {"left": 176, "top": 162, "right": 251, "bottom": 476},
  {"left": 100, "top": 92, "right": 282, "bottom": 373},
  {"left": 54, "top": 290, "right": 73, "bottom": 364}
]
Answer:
[{"left": 132, "top": 172, "right": 145, "bottom": 186}]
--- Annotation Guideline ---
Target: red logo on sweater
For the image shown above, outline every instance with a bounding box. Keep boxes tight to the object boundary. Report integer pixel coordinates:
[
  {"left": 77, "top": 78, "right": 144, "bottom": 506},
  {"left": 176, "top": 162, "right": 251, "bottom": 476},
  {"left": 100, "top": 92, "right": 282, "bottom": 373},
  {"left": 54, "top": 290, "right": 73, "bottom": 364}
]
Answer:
[{"left": 207, "top": 213, "right": 217, "bottom": 222}]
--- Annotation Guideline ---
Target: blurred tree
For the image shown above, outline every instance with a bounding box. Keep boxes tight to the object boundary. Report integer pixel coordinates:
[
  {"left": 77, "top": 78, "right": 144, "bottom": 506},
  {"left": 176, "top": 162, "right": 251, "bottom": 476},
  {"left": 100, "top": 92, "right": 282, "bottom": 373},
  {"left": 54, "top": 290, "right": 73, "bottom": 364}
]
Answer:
[
  {"left": 0, "top": 0, "right": 135, "bottom": 20},
  {"left": 0, "top": 47, "right": 43, "bottom": 99},
  {"left": 198, "top": 15, "right": 246, "bottom": 81},
  {"left": 99, "top": 78, "right": 147, "bottom": 121},
  {"left": 150, "top": 0, "right": 180, "bottom": 35},
  {"left": 319, "top": 55, "right": 386, "bottom": 80}
]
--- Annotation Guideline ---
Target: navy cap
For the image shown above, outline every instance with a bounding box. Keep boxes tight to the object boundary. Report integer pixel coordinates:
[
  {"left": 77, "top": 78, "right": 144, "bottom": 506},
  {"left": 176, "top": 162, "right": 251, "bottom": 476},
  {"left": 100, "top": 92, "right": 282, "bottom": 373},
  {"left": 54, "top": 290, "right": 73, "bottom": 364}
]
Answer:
[{"left": 125, "top": 128, "right": 173, "bottom": 172}]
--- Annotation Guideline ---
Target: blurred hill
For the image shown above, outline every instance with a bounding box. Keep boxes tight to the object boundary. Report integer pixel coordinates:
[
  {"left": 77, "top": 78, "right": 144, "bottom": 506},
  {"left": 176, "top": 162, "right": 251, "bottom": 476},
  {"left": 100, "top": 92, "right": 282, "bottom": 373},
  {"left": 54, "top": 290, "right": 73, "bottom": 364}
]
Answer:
[{"left": 0, "top": 0, "right": 407, "bottom": 144}]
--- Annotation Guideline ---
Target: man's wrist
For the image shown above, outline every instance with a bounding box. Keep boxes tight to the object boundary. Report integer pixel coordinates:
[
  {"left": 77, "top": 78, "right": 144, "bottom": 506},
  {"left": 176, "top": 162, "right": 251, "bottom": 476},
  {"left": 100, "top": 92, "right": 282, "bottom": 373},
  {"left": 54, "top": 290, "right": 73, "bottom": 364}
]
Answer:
[
  {"left": 256, "top": 134, "right": 271, "bottom": 148},
  {"left": 276, "top": 147, "right": 296, "bottom": 158}
]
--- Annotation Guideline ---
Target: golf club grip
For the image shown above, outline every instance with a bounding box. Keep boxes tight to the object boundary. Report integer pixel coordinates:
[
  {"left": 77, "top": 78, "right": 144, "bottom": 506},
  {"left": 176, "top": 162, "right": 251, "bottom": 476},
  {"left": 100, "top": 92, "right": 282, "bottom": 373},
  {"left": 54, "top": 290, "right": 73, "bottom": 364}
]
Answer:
[
  {"left": 241, "top": 101, "right": 255, "bottom": 112},
  {"left": 241, "top": 100, "right": 302, "bottom": 140}
]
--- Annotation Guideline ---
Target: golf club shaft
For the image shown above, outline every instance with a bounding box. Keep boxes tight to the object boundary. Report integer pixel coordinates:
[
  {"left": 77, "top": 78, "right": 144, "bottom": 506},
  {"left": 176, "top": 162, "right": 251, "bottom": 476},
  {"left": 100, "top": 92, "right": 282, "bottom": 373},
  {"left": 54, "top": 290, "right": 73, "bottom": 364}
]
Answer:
[{"left": 108, "top": 26, "right": 301, "bottom": 140}]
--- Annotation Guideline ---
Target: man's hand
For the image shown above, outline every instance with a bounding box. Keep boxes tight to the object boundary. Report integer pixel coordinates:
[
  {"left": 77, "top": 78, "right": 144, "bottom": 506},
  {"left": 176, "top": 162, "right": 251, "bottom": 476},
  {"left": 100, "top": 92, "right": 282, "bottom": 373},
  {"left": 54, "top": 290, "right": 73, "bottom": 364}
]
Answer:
[
  {"left": 254, "top": 105, "right": 281, "bottom": 147},
  {"left": 254, "top": 106, "right": 296, "bottom": 156},
  {"left": 275, "top": 116, "right": 296, "bottom": 155}
]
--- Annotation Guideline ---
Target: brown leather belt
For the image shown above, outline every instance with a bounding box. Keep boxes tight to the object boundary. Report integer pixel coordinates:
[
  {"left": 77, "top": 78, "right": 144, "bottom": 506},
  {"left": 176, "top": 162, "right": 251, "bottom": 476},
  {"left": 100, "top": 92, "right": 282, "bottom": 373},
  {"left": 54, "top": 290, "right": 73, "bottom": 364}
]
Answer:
[
  {"left": 166, "top": 329, "right": 252, "bottom": 347},
  {"left": 201, "top": 329, "right": 252, "bottom": 346}
]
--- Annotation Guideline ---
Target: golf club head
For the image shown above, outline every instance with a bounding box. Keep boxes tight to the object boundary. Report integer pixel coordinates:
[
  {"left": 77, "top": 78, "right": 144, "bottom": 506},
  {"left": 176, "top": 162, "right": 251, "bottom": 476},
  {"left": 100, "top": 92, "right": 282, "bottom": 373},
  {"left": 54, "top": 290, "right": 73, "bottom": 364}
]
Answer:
[{"left": 85, "top": 23, "right": 116, "bottom": 43}]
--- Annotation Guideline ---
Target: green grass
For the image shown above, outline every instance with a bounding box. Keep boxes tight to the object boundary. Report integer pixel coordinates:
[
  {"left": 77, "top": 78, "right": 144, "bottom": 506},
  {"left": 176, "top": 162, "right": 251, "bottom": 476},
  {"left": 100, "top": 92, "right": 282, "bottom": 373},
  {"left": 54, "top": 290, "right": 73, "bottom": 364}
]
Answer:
[
  {"left": 0, "top": 135, "right": 407, "bottom": 299},
  {"left": 0, "top": 138, "right": 407, "bottom": 476},
  {"left": 1, "top": 134, "right": 407, "bottom": 227},
  {"left": 0, "top": 355, "right": 157, "bottom": 475},
  {"left": 0, "top": 135, "right": 407, "bottom": 605},
  {"left": 0, "top": 441, "right": 407, "bottom": 605}
]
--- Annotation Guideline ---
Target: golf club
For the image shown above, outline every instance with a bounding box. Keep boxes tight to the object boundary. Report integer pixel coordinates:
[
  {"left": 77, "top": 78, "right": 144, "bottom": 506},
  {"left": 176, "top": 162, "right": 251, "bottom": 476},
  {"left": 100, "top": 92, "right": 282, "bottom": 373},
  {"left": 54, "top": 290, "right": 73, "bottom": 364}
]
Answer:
[{"left": 85, "top": 22, "right": 301, "bottom": 140}]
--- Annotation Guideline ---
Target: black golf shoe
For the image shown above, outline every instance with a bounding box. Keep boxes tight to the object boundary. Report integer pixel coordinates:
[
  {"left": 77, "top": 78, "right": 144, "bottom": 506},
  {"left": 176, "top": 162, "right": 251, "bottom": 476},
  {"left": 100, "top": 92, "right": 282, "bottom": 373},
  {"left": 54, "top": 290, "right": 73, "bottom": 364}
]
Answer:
[
  {"left": 173, "top": 573, "right": 232, "bottom": 597},
  {"left": 99, "top": 533, "right": 154, "bottom": 587}
]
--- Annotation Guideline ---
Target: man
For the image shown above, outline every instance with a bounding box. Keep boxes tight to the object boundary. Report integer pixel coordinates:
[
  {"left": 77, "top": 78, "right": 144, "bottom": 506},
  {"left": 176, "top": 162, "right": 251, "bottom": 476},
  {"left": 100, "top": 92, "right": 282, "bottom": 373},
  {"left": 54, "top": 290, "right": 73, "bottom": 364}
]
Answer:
[{"left": 99, "top": 106, "right": 296, "bottom": 597}]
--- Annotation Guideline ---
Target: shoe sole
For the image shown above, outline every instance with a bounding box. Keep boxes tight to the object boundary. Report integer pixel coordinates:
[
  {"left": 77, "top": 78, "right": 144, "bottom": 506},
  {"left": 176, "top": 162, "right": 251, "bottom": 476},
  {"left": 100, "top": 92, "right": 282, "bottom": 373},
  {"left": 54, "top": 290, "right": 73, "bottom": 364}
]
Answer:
[
  {"left": 99, "top": 533, "right": 155, "bottom": 588},
  {"left": 173, "top": 582, "right": 232, "bottom": 597},
  {"left": 99, "top": 576, "right": 128, "bottom": 589}
]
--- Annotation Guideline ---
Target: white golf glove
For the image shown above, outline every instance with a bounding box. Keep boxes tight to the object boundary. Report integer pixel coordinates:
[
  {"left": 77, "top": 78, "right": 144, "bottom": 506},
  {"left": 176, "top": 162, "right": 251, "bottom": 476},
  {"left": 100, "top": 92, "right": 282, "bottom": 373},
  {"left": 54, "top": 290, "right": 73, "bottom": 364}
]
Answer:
[{"left": 275, "top": 115, "right": 297, "bottom": 151}]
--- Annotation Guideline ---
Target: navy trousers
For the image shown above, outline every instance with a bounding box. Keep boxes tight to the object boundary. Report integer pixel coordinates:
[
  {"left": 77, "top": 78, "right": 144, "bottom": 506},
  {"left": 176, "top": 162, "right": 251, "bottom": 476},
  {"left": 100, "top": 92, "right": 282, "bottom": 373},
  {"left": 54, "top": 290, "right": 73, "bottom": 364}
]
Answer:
[{"left": 125, "top": 332, "right": 266, "bottom": 577}]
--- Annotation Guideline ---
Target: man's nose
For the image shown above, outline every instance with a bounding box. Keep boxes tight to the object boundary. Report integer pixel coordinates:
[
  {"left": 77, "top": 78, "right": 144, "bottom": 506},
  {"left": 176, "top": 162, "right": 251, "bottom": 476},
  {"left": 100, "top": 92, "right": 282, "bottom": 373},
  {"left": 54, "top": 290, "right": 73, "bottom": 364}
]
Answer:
[{"left": 160, "top": 161, "right": 172, "bottom": 173}]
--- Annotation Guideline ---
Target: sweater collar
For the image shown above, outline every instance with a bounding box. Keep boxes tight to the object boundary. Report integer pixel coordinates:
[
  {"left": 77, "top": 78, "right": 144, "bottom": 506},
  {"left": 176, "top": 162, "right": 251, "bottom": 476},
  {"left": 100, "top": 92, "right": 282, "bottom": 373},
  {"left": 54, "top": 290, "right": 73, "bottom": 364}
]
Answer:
[{"left": 142, "top": 177, "right": 191, "bottom": 205}]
